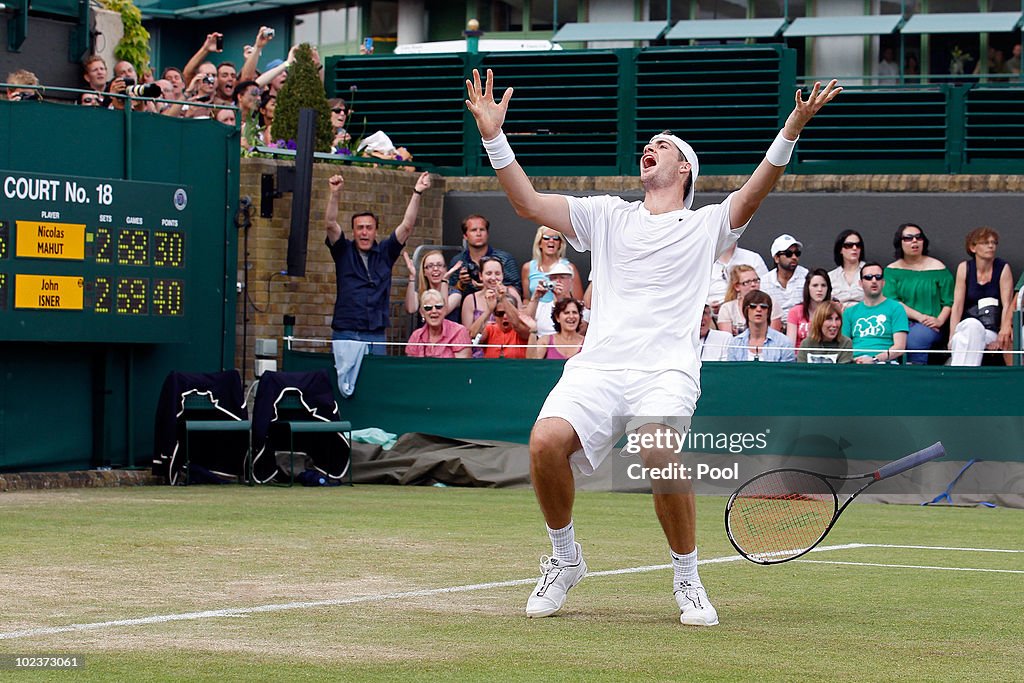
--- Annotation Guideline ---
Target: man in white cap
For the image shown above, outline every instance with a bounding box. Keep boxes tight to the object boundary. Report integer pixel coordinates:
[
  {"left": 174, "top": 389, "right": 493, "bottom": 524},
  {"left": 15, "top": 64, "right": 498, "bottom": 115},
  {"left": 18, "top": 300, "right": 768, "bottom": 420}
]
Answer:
[
  {"left": 762, "top": 233, "right": 809, "bottom": 326},
  {"left": 465, "top": 69, "right": 840, "bottom": 625},
  {"left": 524, "top": 261, "right": 579, "bottom": 337}
]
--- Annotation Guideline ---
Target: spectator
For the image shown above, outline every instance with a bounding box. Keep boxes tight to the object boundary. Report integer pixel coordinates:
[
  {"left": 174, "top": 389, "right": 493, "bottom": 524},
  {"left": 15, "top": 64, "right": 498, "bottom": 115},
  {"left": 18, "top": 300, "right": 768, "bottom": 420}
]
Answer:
[
  {"left": 787, "top": 268, "right": 833, "bottom": 348},
  {"left": 726, "top": 291, "right": 795, "bottom": 362},
  {"left": 153, "top": 79, "right": 183, "bottom": 116},
  {"left": 183, "top": 33, "right": 223, "bottom": 88},
  {"left": 215, "top": 62, "right": 237, "bottom": 104},
  {"left": 232, "top": 79, "right": 261, "bottom": 126},
  {"left": 403, "top": 249, "right": 462, "bottom": 319},
  {"left": 528, "top": 297, "right": 585, "bottom": 360},
  {"left": 448, "top": 214, "right": 521, "bottom": 295},
  {"left": 699, "top": 304, "right": 732, "bottom": 362},
  {"left": 77, "top": 91, "right": 102, "bottom": 106},
  {"left": 884, "top": 222, "right": 953, "bottom": 364},
  {"left": 1008, "top": 43, "right": 1021, "bottom": 75},
  {"left": 6, "top": 69, "right": 41, "bottom": 101},
  {"left": 329, "top": 98, "right": 351, "bottom": 151},
  {"left": 798, "top": 301, "right": 853, "bottom": 363},
  {"left": 82, "top": 55, "right": 108, "bottom": 93},
  {"left": 762, "top": 233, "right": 808, "bottom": 327},
  {"left": 520, "top": 225, "right": 584, "bottom": 303},
  {"left": 461, "top": 255, "right": 524, "bottom": 352},
  {"left": 828, "top": 229, "right": 866, "bottom": 308},
  {"left": 405, "top": 289, "right": 472, "bottom": 359},
  {"left": 948, "top": 227, "right": 1014, "bottom": 366},
  {"left": 240, "top": 26, "right": 276, "bottom": 83},
  {"left": 842, "top": 262, "right": 908, "bottom": 364},
  {"left": 525, "top": 262, "right": 578, "bottom": 338},
  {"left": 213, "top": 108, "right": 236, "bottom": 126},
  {"left": 182, "top": 66, "right": 217, "bottom": 118},
  {"left": 257, "top": 46, "right": 301, "bottom": 95},
  {"left": 480, "top": 293, "right": 531, "bottom": 359},
  {"left": 113, "top": 60, "right": 138, "bottom": 83},
  {"left": 161, "top": 67, "right": 185, "bottom": 100},
  {"left": 876, "top": 46, "right": 899, "bottom": 85},
  {"left": 716, "top": 264, "right": 781, "bottom": 335},
  {"left": 707, "top": 242, "right": 768, "bottom": 312},
  {"left": 258, "top": 91, "right": 276, "bottom": 145},
  {"left": 905, "top": 53, "right": 921, "bottom": 77},
  {"left": 324, "top": 171, "right": 432, "bottom": 354}
]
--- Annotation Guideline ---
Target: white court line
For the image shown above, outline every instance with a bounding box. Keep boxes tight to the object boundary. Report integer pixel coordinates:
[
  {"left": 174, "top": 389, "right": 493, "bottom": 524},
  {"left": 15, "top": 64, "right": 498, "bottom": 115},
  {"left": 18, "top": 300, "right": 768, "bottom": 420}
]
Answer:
[
  {"left": 858, "top": 543, "right": 1024, "bottom": 554},
  {"left": 0, "top": 543, "right": 862, "bottom": 642},
  {"left": 795, "top": 559, "right": 1024, "bottom": 574}
]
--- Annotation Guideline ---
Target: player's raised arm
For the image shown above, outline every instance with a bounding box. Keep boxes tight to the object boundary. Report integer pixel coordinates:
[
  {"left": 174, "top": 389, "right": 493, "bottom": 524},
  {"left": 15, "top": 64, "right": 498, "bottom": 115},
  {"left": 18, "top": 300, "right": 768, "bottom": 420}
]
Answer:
[
  {"left": 730, "top": 79, "right": 842, "bottom": 230},
  {"left": 466, "top": 69, "right": 574, "bottom": 238}
]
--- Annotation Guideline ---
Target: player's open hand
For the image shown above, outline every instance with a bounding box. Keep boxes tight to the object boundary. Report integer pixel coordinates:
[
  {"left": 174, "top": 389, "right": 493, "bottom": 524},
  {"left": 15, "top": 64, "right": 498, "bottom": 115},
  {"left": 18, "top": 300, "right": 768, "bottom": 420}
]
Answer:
[
  {"left": 465, "top": 69, "right": 512, "bottom": 141},
  {"left": 783, "top": 79, "right": 842, "bottom": 139}
]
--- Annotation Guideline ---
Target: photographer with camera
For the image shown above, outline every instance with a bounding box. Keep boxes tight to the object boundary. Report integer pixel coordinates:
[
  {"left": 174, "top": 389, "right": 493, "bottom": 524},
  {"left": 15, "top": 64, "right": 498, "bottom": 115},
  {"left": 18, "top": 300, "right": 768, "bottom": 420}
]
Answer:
[
  {"left": 240, "top": 26, "right": 276, "bottom": 83},
  {"left": 447, "top": 214, "right": 521, "bottom": 297},
  {"left": 5, "top": 70, "right": 41, "bottom": 102},
  {"left": 524, "top": 262, "right": 585, "bottom": 338},
  {"left": 181, "top": 66, "right": 218, "bottom": 118},
  {"left": 182, "top": 33, "right": 223, "bottom": 90}
]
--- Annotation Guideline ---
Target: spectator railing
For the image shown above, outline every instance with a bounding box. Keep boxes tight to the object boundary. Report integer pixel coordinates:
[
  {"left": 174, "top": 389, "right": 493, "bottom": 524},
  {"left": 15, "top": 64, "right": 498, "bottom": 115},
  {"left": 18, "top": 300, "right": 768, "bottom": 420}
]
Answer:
[{"left": 324, "top": 45, "right": 1024, "bottom": 177}]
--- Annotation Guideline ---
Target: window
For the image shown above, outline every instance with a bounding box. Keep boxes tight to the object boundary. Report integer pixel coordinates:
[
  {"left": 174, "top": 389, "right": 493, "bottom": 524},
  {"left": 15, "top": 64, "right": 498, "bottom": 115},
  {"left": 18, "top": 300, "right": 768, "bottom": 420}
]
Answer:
[{"left": 293, "top": 3, "right": 362, "bottom": 55}]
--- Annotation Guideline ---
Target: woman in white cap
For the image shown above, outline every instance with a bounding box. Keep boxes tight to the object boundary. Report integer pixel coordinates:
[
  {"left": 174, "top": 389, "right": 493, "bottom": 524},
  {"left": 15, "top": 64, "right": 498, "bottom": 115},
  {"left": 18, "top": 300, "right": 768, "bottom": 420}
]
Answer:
[{"left": 521, "top": 225, "right": 584, "bottom": 303}]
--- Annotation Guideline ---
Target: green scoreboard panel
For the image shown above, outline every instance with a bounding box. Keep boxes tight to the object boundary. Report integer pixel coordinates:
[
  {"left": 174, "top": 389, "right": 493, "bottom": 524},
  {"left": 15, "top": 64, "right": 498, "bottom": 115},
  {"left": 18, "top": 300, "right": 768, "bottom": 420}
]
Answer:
[{"left": 0, "top": 171, "right": 193, "bottom": 342}]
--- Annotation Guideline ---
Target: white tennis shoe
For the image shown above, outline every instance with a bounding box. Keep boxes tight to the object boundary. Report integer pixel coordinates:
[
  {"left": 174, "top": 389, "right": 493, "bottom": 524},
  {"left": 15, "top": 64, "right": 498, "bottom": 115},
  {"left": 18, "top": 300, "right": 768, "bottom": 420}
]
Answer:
[
  {"left": 674, "top": 581, "right": 719, "bottom": 626},
  {"left": 526, "top": 542, "right": 587, "bottom": 618}
]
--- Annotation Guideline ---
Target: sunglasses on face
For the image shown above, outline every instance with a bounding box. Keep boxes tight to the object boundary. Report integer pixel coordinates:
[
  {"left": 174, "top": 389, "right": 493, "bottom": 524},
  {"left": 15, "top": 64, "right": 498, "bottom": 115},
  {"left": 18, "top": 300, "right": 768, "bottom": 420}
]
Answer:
[
  {"left": 494, "top": 310, "right": 506, "bottom": 317},
  {"left": 747, "top": 302, "right": 770, "bottom": 310},
  {"left": 779, "top": 249, "right": 801, "bottom": 258},
  {"left": 739, "top": 277, "right": 760, "bottom": 286},
  {"left": 331, "top": 107, "right": 345, "bottom": 114},
  {"left": 901, "top": 234, "right": 924, "bottom": 242},
  {"left": 541, "top": 235, "right": 561, "bottom": 242},
  {"left": 81, "top": 97, "right": 99, "bottom": 104},
  {"left": 862, "top": 273, "right": 884, "bottom": 281},
  {"left": 422, "top": 304, "right": 443, "bottom": 311},
  {"left": 842, "top": 241, "right": 862, "bottom": 249}
]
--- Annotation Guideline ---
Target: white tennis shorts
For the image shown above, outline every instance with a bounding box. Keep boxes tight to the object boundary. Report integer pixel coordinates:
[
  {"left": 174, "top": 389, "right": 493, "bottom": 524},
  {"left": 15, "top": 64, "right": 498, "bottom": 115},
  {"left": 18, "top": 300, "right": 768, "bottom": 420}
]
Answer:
[{"left": 536, "top": 365, "right": 698, "bottom": 475}]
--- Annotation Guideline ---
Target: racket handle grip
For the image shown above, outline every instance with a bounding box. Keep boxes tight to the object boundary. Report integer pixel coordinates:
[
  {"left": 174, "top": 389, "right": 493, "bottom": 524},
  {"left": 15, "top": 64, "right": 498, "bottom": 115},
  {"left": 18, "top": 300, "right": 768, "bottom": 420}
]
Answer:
[{"left": 876, "top": 442, "right": 945, "bottom": 480}]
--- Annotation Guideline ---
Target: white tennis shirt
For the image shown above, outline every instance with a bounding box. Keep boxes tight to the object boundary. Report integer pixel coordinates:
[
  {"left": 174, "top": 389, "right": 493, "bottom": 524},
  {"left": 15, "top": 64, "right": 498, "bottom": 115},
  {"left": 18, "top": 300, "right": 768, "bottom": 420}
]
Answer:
[{"left": 564, "top": 193, "right": 745, "bottom": 384}]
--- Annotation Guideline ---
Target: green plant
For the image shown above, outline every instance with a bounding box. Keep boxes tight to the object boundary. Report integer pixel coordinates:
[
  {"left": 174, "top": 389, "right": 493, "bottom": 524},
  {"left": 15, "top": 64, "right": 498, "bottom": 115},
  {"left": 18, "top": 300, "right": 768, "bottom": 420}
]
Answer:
[
  {"left": 270, "top": 43, "right": 333, "bottom": 151},
  {"left": 100, "top": 0, "right": 151, "bottom": 78}
]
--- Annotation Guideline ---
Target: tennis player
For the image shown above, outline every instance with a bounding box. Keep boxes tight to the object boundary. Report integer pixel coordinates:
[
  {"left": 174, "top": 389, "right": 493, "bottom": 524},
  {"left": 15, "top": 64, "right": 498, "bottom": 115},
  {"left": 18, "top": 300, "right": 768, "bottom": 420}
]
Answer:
[{"left": 465, "top": 69, "right": 840, "bottom": 625}]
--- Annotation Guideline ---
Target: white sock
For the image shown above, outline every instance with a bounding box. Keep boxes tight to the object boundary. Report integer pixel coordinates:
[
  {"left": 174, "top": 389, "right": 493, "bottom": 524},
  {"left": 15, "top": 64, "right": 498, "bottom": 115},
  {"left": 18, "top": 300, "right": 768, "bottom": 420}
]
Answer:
[
  {"left": 547, "top": 521, "right": 577, "bottom": 562},
  {"left": 671, "top": 548, "right": 701, "bottom": 587}
]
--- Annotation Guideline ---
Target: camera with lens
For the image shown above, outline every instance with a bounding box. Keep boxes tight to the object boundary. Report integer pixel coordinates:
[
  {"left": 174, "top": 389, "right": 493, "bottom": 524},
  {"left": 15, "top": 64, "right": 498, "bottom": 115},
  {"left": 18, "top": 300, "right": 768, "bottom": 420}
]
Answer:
[
  {"left": 262, "top": 28, "right": 275, "bottom": 39},
  {"left": 464, "top": 260, "right": 481, "bottom": 283},
  {"left": 125, "top": 82, "right": 162, "bottom": 98},
  {"left": 13, "top": 92, "right": 40, "bottom": 101},
  {"left": 202, "top": 74, "right": 216, "bottom": 86},
  {"left": 537, "top": 278, "right": 552, "bottom": 291}
]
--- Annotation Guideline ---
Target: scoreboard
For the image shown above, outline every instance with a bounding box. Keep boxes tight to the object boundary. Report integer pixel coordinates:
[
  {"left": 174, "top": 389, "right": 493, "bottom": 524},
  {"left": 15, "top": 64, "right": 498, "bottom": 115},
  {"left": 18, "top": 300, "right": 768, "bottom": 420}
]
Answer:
[{"left": 0, "top": 171, "right": 194, "bottom": 342}]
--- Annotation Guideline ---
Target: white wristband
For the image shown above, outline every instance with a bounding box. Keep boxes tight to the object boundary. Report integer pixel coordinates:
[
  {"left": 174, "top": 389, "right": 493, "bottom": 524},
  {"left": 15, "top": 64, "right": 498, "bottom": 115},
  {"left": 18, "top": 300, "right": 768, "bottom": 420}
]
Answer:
[
  {"left": 482, "top": 131, "right": 515, "bottom": 170},
  {"left": 766, "top": 129, "right": 799, "bottom": 167}
]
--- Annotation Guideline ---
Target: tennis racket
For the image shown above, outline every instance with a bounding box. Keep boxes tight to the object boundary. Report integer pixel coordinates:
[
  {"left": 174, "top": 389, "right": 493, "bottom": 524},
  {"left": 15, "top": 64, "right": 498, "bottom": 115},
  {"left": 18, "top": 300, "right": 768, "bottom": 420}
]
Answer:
[{"left": 725, "top": 442, "right": 945, "bottom": 565}]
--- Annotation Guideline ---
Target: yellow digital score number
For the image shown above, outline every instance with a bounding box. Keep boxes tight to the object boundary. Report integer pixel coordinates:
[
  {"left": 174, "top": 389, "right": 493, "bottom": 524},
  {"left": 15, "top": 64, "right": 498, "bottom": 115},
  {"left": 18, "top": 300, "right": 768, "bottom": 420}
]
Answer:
[
  {"left": 117, "top": 228, "right": 148, "bottom": 266},
  {"left": 116, "top": 277, "right": 148, "bottom": 315},
  {"left": 15, "top": 221, "right": 86, "bottom": 260},
  {"left": 152, "top": 279, "right": 184, "bottom": 316},
  {"left": 153, "top": 231, "right": 184, "bottom": 268},
  {"left": 14, "top": 274, "right": 84, "bottom": 310}
]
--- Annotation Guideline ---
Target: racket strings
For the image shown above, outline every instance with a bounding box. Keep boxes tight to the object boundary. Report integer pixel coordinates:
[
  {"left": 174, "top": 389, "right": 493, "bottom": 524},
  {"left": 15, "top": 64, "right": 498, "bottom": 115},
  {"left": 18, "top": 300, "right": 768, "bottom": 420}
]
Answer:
[{"left": 728, "top": 471, "right": 836, "bottom": 562}]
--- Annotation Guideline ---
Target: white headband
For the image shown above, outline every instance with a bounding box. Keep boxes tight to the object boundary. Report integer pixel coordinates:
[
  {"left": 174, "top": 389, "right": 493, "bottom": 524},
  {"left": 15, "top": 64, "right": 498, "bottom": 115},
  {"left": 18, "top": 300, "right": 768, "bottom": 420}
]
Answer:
[{"left": 648, "top": 133, "right": 700, "bottom": 209}]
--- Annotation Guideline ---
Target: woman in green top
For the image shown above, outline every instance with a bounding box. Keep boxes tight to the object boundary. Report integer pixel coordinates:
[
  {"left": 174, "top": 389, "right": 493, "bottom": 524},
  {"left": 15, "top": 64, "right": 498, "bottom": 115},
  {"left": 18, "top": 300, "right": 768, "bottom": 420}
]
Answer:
[{"left": 884, "top": 223, "right": 954, "bottom": 364}]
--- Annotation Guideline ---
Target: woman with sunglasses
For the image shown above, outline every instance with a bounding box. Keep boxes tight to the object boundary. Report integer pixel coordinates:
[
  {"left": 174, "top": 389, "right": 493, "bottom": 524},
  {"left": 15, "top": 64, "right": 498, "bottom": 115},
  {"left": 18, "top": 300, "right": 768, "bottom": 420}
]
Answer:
[
  {"left": 726, "top": 291, "right": 795, "bottom": 362},
  {"left": 786, "top": 268, "right": 833, "bottom": 348},
  {"left": 828, "top": 229, "right": 866, "bottom": 308},
  {"left": 948, "top": 227, "right": 1015, "bottom": 366},
  {"left": 328, "top": 97, "right": 351, "bottom": 151},
  {"left": 405, "top": 289, "right": 471, "bottom": 358},
  {"left": 797, "top": 301, "right": 852, "bottom": 363},
  {"left": 716, "top": 265, "right": 781, "bottom": 335},
  {"left": 884, "top": 223, "right": 954, "bottom": 364},
  {"left": 403, "top": 249, "right": 463, "bottom": 320},
  {"left": 521, "top": 226, "right": 584, "bottom": 303},
  {"left": 528, "top": 298, "right": 585, "bottom": 360}
]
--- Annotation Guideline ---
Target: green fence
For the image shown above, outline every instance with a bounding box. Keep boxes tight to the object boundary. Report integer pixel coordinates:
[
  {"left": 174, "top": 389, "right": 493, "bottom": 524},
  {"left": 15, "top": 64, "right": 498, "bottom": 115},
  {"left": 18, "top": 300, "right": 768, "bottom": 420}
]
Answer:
[{"left": 326, "top": 45, "right": 1024, "bottom": 176}]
